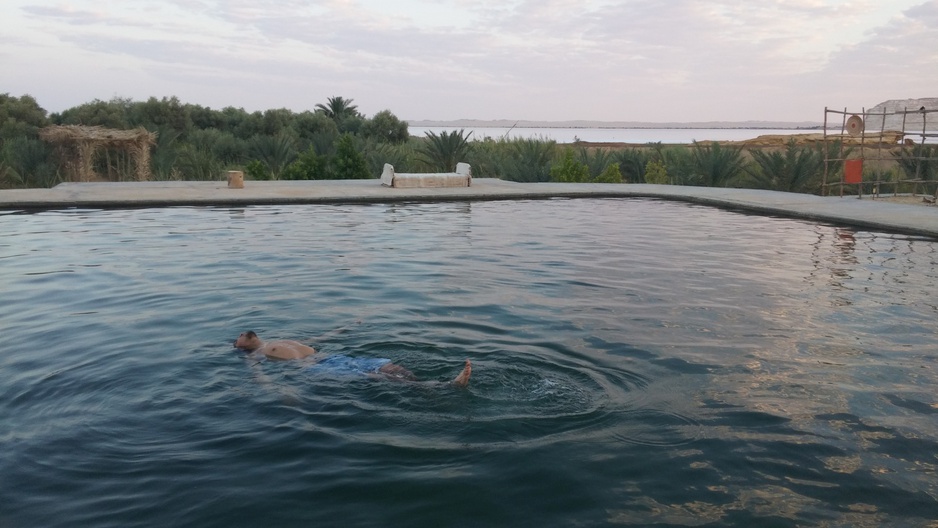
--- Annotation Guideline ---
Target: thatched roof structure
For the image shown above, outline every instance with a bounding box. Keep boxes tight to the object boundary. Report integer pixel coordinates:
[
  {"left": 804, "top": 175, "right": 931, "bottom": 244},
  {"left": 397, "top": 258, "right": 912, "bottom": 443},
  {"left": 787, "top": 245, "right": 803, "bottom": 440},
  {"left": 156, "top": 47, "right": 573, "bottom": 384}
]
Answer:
[
  {"left": 40, "top": 125, "right": 156, "bottom": 144},
  {"left": 39, "top": 125, "right": 157, "bottom": 182}
]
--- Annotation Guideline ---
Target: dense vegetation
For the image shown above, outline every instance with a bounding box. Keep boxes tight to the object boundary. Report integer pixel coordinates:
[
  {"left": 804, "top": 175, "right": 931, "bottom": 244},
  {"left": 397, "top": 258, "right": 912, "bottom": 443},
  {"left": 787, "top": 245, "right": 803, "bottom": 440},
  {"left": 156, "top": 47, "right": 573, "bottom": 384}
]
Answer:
[{"left": 1, "top": 92, "right": 934, "bottom": 194}]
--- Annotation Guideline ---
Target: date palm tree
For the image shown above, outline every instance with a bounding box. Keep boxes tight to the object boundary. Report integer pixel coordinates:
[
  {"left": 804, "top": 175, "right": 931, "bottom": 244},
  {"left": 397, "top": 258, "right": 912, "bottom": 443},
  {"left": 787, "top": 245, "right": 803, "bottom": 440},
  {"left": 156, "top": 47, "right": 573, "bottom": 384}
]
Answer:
[
  {"left": 691, "top": 141, "right": 747, "bottom": 187},
  {"left": 895, "top": 144, "right": 937, "bottom": 182},
  {"left": 747, "top": 138, "right": 823, "bottom": 193},
  {"left": 176, "top": 145, "right": 222, "bottom": 181},
  {"left": 418, "top": 129, "right": 472, "bottom": 172},
  {"left": 612, "top": 147, "right": 650, "bottom": 183},
  {"left": 0, "top": 137, "right": 58, "bottom": 187},
  {"left": 509, "top": 137, "right": 556, "bottom": 182},
  {"left": 0, "top": 156, "right": 23, "bottom": 187},
  {"left": 315, "top": 96, "right": 360, "bottom": 123},
  {"left": 578, "top": 146, "right": 614, "bottom": 179},
  {"left": 249, "top": 133, "right": 298, "bottom": 179}
]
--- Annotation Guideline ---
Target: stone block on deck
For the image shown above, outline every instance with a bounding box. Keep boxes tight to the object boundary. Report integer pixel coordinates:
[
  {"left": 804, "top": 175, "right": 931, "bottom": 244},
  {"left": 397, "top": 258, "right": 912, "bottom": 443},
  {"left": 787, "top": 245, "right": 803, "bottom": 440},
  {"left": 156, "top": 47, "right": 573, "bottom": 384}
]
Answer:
[{"left": 380, "top": 163, "right": 471, "bottom": 188}]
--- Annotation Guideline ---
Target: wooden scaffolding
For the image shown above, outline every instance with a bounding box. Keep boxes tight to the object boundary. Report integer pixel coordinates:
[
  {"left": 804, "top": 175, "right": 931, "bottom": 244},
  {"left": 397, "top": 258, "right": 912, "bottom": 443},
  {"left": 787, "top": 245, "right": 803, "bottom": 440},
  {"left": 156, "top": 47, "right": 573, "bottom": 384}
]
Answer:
[{"left": 823, "top": 106, "right": 937, "bottom": 198}]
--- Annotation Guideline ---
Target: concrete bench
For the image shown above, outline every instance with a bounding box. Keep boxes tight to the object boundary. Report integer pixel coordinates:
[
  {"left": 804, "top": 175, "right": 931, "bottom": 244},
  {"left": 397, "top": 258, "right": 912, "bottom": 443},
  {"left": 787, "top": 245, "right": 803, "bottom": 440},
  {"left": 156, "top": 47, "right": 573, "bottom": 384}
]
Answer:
[{"left": 380, "top": 163, "right": 471, "bottom": 188}]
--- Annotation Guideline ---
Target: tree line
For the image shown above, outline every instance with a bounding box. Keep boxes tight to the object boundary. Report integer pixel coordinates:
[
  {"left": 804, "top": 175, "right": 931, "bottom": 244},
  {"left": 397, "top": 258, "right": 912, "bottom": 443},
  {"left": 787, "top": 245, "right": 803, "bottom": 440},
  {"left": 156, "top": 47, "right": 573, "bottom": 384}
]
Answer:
[
  {"left": 1, "top": 92, "right": 933, "bottom": 193},
  {"left": 0, "top": 93, "right": 409, "bottom": 186}
]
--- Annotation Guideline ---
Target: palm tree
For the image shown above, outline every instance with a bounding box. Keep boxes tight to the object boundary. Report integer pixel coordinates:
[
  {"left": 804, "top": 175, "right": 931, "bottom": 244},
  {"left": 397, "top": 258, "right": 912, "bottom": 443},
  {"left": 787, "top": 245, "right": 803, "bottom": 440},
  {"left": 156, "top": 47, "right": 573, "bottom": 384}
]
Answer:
[
  {"left": 0, "top": 155, "right": 23, "bottom": 188},
  {"left": 691, "top": 141, "right": 747, "bottom": 187},
  {"left": 747, "top": 139, "right": 823, "bottom": 193},
  {"left": 662, "top": 145, "right": 695, "bottom": 185},
  {"left": 612, "top": 147, "right": 650, "bottom": 183},
  {"left": 464, "top": 138, "right": 506, "bottom": 177},
  {"left": 315, "top": 96, "right": 359, "bottom": 123},
  {"left": 1, "top": 136, "right": 58, "bottom": 187},
  {"left": 176, "top": 146, "right": 222, "bottom": 181},
  {"left": 363, "top": 140, "right": 417, "bottom": 176},
  {"left": 150, "top": 126, "right": 181, "bottom": 180},
  {"left": 509, "top": 137, "right": 556, "bottom": 182},
  {"left": 817, "top": 139, "right": 854, "bottom": 193},
  {"left": 895, "top": 144, "right": 937, "bottom": 182},
  {"left": 418, "top": 129, "right": 472, "bottom": 172},
  {"left": 249, "top": 133, "right": 298, "bottom": 179},
  {"left": 578, "top": 147, "right": 614, "bottom": 178}
]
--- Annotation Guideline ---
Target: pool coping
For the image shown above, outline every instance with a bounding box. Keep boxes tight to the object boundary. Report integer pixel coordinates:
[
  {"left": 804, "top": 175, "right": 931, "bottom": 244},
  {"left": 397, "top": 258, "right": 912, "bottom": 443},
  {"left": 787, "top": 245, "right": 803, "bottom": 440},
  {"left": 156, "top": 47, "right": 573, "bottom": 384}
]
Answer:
[{"left": 2, "top": 179, "right": 938, "bottom": 238}]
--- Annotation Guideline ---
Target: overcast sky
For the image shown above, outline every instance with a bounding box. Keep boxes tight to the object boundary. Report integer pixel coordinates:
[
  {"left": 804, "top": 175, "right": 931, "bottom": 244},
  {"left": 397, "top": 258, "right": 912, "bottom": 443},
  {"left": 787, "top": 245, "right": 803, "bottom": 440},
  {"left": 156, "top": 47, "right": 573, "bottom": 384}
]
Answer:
[{"left": 2, "top": 1, "right": 936, "bottom": 123}]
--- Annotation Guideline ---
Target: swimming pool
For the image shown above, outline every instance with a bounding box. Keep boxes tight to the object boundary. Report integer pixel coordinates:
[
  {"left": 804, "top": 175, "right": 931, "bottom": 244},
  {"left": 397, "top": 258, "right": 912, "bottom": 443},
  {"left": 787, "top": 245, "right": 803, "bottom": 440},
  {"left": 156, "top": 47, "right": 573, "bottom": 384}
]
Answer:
[{"left": 2, "top": 198, "right": 936, "bottom": 526}]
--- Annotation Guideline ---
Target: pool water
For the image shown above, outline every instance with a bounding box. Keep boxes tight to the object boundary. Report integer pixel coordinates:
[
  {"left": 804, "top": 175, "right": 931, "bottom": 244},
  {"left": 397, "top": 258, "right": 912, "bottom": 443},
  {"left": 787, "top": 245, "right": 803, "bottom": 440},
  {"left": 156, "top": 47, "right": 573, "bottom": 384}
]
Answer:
[{"left": 1, "top": 198, "right": 937, "bottom": 527}]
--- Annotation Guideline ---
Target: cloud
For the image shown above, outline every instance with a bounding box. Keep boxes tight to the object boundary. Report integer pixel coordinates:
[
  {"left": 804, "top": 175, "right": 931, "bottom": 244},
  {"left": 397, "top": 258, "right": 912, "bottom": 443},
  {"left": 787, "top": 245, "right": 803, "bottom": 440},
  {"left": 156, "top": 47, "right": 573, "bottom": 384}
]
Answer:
[
  {"left": 809, "top": 1, "right": 938, "bottom": 110},
  {"left": 4, "top": 0, "right": 937, "bottom": 121},
  {"left": 20, "top": 5, "right": 113, "bottom": 25}
]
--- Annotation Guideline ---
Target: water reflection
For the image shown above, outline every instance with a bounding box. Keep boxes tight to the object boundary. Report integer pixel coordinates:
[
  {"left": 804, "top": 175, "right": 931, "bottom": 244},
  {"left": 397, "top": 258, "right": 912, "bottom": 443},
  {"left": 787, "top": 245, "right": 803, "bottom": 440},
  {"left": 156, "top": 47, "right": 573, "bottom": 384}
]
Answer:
[{"left": 2, "top": 199, "right": 937, "bottom": 526}]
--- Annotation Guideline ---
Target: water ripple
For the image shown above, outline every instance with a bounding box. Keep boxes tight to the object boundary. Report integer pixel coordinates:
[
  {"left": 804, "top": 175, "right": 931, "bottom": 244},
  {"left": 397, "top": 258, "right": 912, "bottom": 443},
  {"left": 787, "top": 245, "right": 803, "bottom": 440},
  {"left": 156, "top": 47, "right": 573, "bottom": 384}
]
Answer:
[{"left": 2, "top": 200, "right": 938, "bottom": 526}]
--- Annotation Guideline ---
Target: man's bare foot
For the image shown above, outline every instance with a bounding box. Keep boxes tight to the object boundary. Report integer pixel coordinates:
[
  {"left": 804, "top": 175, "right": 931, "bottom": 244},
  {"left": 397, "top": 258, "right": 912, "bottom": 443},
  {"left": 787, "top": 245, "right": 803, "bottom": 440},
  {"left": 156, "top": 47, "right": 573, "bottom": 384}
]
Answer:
[{"left": 452, "top": 359, "right": 472, "bottom": 388}]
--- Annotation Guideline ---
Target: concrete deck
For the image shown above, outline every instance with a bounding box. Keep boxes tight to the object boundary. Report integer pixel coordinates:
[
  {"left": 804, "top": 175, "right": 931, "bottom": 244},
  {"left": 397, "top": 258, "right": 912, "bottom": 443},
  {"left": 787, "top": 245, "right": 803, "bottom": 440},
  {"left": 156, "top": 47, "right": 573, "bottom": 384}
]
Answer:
[{"left": 2, "top": 178, "right": 937, "bottom": 238}]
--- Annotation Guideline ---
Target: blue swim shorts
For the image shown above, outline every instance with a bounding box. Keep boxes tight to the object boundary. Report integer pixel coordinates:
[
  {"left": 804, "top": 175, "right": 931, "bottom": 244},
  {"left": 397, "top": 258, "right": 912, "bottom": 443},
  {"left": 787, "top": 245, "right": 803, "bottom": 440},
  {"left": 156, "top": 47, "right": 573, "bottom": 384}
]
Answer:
[{"left": 307, "top": 355, "right": 391, "bottom": 376}]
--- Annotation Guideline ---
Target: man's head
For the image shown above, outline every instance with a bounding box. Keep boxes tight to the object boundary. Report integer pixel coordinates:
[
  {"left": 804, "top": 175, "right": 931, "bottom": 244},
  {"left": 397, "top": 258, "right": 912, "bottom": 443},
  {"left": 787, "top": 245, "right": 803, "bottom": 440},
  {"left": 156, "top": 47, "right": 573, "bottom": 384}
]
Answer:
[{"left": 234, "top": 331, "right": 262, "bottom": 351}]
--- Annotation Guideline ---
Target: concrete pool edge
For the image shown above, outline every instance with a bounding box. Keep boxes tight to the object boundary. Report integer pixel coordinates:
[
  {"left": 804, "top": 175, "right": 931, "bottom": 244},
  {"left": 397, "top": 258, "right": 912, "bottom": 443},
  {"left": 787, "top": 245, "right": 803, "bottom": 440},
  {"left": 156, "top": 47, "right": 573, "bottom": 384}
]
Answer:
[{"left": 2, "top": 178, "right": 938, "bottom": 238}]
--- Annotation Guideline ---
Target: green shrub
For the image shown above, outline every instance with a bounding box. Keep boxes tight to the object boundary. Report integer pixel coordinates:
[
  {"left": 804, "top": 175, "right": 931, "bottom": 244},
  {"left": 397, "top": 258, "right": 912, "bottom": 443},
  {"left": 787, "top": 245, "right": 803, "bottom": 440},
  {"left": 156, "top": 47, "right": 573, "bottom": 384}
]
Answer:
[
  {"left": 594, "top": 162, "right": 623, "bottom": 183},
  {"left": 331, "top": 133, "right": 371, "bottom": 179},
  {"left": 644, "top": 159, "right": 669, "bottom": 184},
  {"left": 550, "top": 148, "right": 591, "bottom": 182},
  {"left": 281, "top": 146, "right": 328, "bottom": 180},
  {"left": 360, "top": 110, "right": 409, "bottom": 144},
  {"left": 244, "top": 159, "right": 271, "bottom": 180}
]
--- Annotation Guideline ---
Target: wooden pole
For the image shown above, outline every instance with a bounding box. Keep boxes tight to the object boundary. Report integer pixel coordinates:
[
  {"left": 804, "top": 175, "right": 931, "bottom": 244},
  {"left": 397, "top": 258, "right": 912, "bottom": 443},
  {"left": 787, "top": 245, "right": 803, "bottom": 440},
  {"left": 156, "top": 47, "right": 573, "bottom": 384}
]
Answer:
[{"left": 822, "top": 107, "right": 829, "bottom": 196}]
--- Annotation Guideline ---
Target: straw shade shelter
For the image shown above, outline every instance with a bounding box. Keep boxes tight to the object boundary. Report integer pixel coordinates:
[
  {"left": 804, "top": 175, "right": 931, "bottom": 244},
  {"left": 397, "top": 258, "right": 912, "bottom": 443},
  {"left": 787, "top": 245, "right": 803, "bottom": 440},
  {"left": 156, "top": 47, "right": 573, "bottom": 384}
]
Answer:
[{"left": 39, "top": 125, "right": 157, "bottom": 182}]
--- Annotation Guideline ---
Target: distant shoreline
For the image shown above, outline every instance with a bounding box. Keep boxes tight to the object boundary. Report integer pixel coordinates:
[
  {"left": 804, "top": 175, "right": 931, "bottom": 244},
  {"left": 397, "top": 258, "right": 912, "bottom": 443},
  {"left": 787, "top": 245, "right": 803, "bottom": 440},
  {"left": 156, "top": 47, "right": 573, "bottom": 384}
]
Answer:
[
  {"left": 409, "top": 125, "right": 824, "bottom": 131},
  {"left": 406, "top": 119, "right": 824, "bottom": 130},
  {"left": 405, "top": 126, "right": 835, "bottom": 145}
]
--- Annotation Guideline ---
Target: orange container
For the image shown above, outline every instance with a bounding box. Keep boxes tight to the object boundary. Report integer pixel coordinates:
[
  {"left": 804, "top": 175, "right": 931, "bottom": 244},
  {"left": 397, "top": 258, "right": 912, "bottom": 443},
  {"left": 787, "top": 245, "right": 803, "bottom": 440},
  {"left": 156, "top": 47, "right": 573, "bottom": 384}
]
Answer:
[{"left": 844, "top": 159, "right": 863, "bottom": 184}]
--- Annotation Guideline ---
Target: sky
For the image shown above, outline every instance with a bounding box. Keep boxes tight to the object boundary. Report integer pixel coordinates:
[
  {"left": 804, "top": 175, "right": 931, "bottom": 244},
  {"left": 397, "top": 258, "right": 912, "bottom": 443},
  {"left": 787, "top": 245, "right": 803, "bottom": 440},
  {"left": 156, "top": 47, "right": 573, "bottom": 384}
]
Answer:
[{"left": 2, "top": 0, "right": 936, "bottom": 123}]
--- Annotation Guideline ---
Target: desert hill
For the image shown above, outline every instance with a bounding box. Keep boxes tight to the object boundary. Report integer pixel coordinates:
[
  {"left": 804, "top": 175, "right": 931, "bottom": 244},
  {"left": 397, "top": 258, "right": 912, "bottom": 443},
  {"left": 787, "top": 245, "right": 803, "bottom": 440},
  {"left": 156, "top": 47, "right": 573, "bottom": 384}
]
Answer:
[{"left": 863, "top": 98, "right": 938, "bottom": 131}]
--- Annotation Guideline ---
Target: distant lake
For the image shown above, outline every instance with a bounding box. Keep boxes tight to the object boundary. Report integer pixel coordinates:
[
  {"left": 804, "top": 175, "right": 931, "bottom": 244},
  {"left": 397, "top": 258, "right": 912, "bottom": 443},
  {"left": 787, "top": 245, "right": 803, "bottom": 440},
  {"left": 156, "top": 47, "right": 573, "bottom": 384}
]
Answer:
[{"left": 409, "top": 126, "right": 819, "bottom": 144}]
